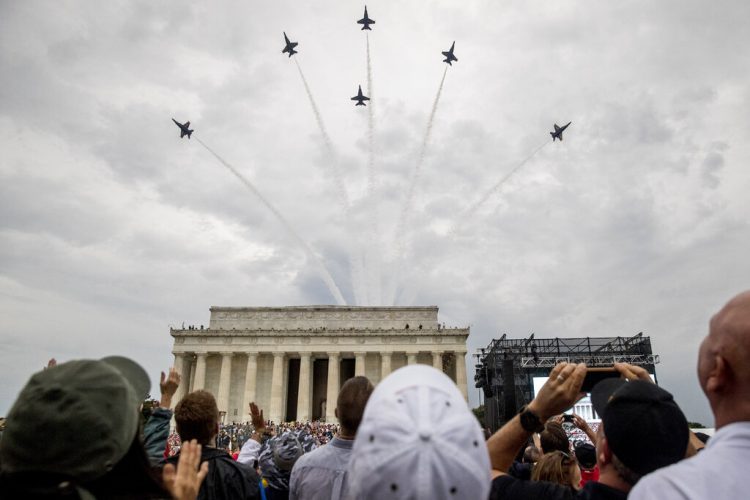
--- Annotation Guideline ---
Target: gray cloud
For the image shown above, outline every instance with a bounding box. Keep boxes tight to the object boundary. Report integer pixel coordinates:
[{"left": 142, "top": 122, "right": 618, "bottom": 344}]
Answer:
[{"left": 2, "top": 1, "right": 750, "bottom": 426}]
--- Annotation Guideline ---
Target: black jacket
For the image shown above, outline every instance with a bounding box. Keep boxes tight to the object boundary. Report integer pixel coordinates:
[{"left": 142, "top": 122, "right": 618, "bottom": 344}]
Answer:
[{"left": 167, "top": 447, "right": 260, "bottom": 500}]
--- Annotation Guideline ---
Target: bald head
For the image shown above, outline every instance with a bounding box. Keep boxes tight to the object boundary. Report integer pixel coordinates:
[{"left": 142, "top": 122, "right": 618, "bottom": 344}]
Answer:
[
  {"left": 336, "top": 376, "right": 374, "bottom": 437},
  {"left": 699, "top": 291, "right": 750, "bottom": 425}
]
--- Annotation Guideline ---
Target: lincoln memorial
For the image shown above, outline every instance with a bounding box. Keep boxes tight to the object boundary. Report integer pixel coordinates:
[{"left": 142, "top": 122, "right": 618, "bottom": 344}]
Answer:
[{"left": 170, "top": 305, "right": 469, "bottom": 423}]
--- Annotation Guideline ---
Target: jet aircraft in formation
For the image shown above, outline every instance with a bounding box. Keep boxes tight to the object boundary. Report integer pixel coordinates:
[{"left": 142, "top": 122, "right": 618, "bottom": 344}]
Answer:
[
  {"left": 357, "top": 6, "right": 375, "bottom": 30},
  {"left": 550, "top": 122, "right": 572, "bottom": 141},
  {"left": 282, "top": 32, "right": 298, "bottom": 57},
  {"left": 172, "top": 118, "right": 193, "bottom": 139},
  {"left": 351, "top": 85, "right": 370, "bottom": 106},
  {"left": 442, "top": 41, "right": 458, "bottom": 65}
]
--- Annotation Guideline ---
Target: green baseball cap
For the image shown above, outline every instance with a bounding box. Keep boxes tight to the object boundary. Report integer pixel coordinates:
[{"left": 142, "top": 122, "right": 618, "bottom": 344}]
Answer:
[{"left": 0, "top": 356, "right": 150, "bottom": 482}]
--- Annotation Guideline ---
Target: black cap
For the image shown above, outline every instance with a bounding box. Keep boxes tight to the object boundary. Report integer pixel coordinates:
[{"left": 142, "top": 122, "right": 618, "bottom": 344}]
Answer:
[
  {"left": 574, "top": 442, "right": 597, "bottom": 469},
  {"left": 591, "top": 379, "right": 688, "bottom": 476}
]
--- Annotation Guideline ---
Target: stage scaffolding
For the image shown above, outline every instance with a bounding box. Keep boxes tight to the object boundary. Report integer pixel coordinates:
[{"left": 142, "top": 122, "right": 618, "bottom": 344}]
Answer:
[{"left": 474, "top": 333, "right": 659, "bottom": 431}]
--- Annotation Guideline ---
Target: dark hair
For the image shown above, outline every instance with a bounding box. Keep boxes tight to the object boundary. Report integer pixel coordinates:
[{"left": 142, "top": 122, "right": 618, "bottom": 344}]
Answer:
[
  {"left": 611, "top": 452, "right": 642, "bottom": 486},
  {"left": 336, "top": 376, "right": 374, "bottom": 434},
  {"left": 540, "top": 421, "right": 570, "bottom": 454},
  {"left": 175, "top": 390, "right": 219, "bottom": 445},
  {"left": 523, "top": 445, "right": 542, "bottom": 464}
]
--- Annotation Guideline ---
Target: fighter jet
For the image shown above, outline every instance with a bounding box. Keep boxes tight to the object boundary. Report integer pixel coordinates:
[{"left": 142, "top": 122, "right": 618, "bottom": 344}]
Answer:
[
  {"left": 282, "top": 32, "right": 298, "bottom": 57},
  {"left": 172, "top": 118, "right": 193, "bottom": 139},
  {"left": 442, "top": 41, "right": 458, "bottom": 65},
  {"left": 357, "top": 6, "right": 375, "bottom": 30},
  {"left": 351, "top": 85, "right": 369, "bottom": 106},
  {"left": 550, "top": 122, "right": 572, "bottom": 141}
]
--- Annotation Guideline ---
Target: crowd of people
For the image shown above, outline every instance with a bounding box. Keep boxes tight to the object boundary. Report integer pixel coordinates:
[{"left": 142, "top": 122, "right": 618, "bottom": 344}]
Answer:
[
  {"left": 164, "top": 421, "right": 341, "bottom": 459},
  {"left": 1, "top": 289, "right": 750, "bottom": 499}
]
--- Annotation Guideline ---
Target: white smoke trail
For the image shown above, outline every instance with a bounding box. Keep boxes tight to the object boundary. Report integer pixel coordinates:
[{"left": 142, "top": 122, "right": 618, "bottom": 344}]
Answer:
[
  {"left": 294, "top": 58, "right": 362, "bottom": 304},
  {"left": 364, "top": 32, "right": 383, "bottom": 305},
  {"left": 195, "top": 137, "right": 347, "bottom": 306},
  {"left": 395, "top": 66, "right": 449, "bottom": 240},
  {"left": 386, "top": 66, "right": 449, "bottom": 304},
  {"left": 294, "top": 58, "right": 350, "bottom": 210},
  {"left": 365, "top": 33, "right": 376, "bottom": 200},
  {"left": 449, "top": 140, "right": 550, "bottom": 235}
]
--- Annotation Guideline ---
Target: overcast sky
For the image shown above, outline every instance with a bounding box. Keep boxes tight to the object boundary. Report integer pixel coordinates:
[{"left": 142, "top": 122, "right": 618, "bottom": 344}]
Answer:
[{"left": 2, "top": 0, "right": 749, "bottom": 424}]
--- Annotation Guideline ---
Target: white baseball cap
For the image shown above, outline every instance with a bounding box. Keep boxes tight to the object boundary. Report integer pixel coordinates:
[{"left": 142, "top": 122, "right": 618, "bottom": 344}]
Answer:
[{"left": 347, "top": 364, "right": 491, "bottom": 500}]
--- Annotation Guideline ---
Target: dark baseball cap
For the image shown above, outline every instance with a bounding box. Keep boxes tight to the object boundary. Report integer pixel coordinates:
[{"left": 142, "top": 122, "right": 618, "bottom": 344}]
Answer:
[
  {"left": 574, "top": 442, "right": 597, "bottom": 469},
  {"left": 591, "top": 379, "right": 688, "bottom": 476},
  {"left": 0, "top": 356, "right": 150, "bottom": 482}
]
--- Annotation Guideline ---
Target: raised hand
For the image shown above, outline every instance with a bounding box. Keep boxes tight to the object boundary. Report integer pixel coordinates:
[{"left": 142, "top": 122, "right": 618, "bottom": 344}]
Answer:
[
  {"left": 614, "top": 362, "right": 653, "bottom": 383},
  {"left": 163, "top": 439, "right": 208, "bottom": 500},
  {"left": 250, "top": 402, "right": 265, "bottom": 431},
  {"left": 159, "top": 367, "right": 182, "bottom": 409},
  {"left": 528, "top": 363, "right": 587, "bottom": 421}
]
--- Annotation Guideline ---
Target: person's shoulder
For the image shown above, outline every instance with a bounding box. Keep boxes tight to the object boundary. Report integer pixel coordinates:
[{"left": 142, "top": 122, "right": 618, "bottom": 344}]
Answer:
[
  {"left": 292, "top": 442, "right": 328, "bottom": 469},
  {"left": 629, "top": 461, "right": 698, "bottom": 500},
  {"left": 490, "top": 474, "right": 574, "bottom": 500},
  {"left": 631, "top": 450, "right": 711, "bottom": 496}
]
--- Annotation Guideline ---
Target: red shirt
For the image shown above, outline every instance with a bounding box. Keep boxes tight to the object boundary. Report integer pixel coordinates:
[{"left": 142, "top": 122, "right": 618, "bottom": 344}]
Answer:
[{"left": 580, "top": 465, "right": 600, "bottom": 488}]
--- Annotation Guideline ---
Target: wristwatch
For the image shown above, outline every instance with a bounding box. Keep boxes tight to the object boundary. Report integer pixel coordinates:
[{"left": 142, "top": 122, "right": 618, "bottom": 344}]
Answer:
[{"left": 518, "top": 405, "right": 545, "bottom": 433}]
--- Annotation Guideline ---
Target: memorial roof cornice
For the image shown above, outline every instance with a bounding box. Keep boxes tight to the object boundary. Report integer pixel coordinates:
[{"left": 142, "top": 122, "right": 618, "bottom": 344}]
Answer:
[
  {"left": 208, "top": 305, "right": 439, "bottom": 312},
  {"left": 170, "top": 327, "right": 469, "bottom": 338}
]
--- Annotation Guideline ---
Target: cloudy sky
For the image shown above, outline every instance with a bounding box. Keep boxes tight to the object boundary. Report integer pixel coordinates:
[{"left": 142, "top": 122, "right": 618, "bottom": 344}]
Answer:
[{"left": 2, "top": 0, "right": 749, "bottom": 424}]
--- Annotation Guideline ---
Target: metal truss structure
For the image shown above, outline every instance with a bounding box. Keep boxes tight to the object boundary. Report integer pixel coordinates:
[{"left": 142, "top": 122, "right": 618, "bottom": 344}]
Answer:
[{"left": 475, "top": 333, "right": 659, "bottom": 431}]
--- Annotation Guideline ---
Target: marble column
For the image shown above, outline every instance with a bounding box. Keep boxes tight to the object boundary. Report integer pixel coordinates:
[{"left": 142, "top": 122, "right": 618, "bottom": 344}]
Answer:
[
  {"left": 217, "top": 353, "right": 233, "bottom": 414},
  {"left": 354, "top": 352, "right": 366, "bottom": 377},
  {"left": 242, "top": 353, "right": 258, "bottom": 422},
  {"left": 172, "top": 353, "right": 187, "bottom": 406},
  {"left": 193, "top": 353, "right": 207, "bottom": 391},
  {"left": 381, "top": 352, "right": 392, "bottom": 379},
  {"left": 269, "top": 353, "right": 286, "bottom": 423},
  {"left": 432, "top": 351, "right": 444, "bottom": 371},
  {"left": 188, "top": 356, "right": 196, "bottom": 392},
  {"left": 407, "top": 353, "right": 417, "bottom": 365},
  {"left": 297, "top": 353, "right": 312, "bottom": 422},
  {"left": 325, "top": 352, "right": 340, "bottom": 422},
  {"left": 455, "top": 351, "right": 468, "bottom": 401}
]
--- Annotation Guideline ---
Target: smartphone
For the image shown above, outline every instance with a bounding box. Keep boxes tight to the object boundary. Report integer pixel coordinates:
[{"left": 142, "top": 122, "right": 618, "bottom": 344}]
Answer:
[
  {"left": 581, "top": 367, "right": 620, "bottom": 393},
  {"left": 562, "top": 414, "right": 575, "bottom": 423}
]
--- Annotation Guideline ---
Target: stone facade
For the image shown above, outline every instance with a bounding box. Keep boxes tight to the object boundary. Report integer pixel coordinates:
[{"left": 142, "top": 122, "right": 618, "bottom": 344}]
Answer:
[{"left": 170, "top": 306, "right": 469, "bottom": 423}]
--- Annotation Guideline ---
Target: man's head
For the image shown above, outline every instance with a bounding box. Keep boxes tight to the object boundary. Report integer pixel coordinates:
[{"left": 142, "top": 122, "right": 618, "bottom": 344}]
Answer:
[
  {"left": 591, "top": 379, "right": 688, "bottom": 489},
  {"left": 699, "top": 291, "right": 750, "bottom": 426},
  {"left": 574, "top": 442, "right": 597, "bottom": 470},
  {"left": 175, "top": 390, "right": 219, "bottom": 446},
  {"left": 334, "top": 376, "right": 374, "bottom": 437},
  {"left": 347, "top": 365, "right": 491, "bottom": 500},
  {"left": 0, "top": 357, "right": 149, "bottom": 484},
  {"left": 540, "top": 421, "right": 569, "bottom": 454},
  {"left": 523, "top": 445, "right": 541, "bottom": 464}
]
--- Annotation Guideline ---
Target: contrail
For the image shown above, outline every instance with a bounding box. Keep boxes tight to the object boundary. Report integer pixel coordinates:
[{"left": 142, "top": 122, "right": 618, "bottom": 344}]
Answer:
[
  {"left": 394, "top": 66, "right": 448, "bottom": 243},
  {"left": 364, "top": 32, "right": 383, "bottom": 305},
  {"left": 294, "top": 58, "right": 350, "bottom": 209},
  {"left": 449, "top": 140, "right": 550, "bottom": 235},
  {"left": 386, "top": 66, "right": 449, "bottom": 304},
  {"left": 294, "top": 58, "right": 361, "bottom": 304},
  {"left": 365, "top": 33, "right": 376, "bottom": 199},
  {"left": 195, "top": 137, "right": 347, "bottom": 306}
]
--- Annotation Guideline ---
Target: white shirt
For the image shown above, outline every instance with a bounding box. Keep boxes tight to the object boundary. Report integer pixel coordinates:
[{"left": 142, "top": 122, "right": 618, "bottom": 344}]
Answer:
[{"left": 630, "top": 421, "right": 750, "bottom": 500}]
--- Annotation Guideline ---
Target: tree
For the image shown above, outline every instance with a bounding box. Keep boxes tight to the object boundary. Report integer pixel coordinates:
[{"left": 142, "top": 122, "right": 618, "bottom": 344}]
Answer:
[{"left": 472, "top": 405, "right": 486, "bottom": 426}]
